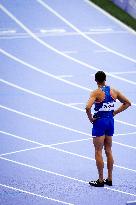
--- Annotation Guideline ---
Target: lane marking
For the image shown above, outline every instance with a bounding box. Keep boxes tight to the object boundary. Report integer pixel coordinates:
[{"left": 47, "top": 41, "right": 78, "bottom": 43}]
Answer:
[
  {"left": 1, "top": 101, "right": 136, "bottom": 148},
  {"left": 0, "top": 5, "right": 136, "bottom": 86},
  {"left": 1, "top": 129, "right": 136, "bottom": 156},
  {"left": 0, "top": 183, "right": 74, "bottom": 205},
  {"left": 57, "top": 75, "right": 74, "bottom": 78},
  {"left": 49, "top": 146, "right": 136, "bottom": 173},
  {"left": 110, "top": 71, "right": 136, "bottom": 75},
  {"left": 0, "top": 48, "right": 91, "bottom": 92},
  {"left": 0, "top": 156, "right": 136, "bottom": 197},
  {"left": 0, "top": 145, "right": 45, "bottom": 157},
  {"left": 40, "top": 28, "right": 66, "bottom": 33},
  {"left": 89, "top": 28, "right": 113, "bottom": 32},
  {"left": 94, "top": 49, "right": 109, "bottom": 53},
  {"left": 0, "top": 104, "right": 93, "bottom": 137},
  {"left": 1, "top": 130, "right": 136, "bottom": 158},
  {"left": 84, "top": 0, "right": 136, "bottom": 35},
  {"left": 0, "top": 130, "right": 44, "bottom": 146},
  {"left": 0, "top": 156, "right": 87, "bottom": 183},
  {"left": 37, "top": 0, "right": 136, "bottom": 63},
  {"left": 68, "top": 103, "right": 85, "bottom": 106},
  {"left": 0, "top": 78, "right": 84, "bottom": 113},
  {"left": 0, "top": 141, "right": 136, "bottom": 173},
  {"left": 0, "top": 29, "right": 16, "bottom": 35},
  {"left": 0, "top": 30, "right": 128, "bottom": 40},
  {"left": 1, "top": 78, "right": 136, "bottom": 129},
  {"left": 1, "top": 49, "right": 136, "bottom": 109},
  {"left": 0, "top": 130, "right": 136, "bottom": 175},
  {"left": 62, "top": 51, "right": 78, "bottom": 54}
]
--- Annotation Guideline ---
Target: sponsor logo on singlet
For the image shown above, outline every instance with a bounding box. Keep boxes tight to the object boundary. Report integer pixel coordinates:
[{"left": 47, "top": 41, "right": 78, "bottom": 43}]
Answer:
[{"left": 99, "top": 102, "right": 115, "bottom": 112}]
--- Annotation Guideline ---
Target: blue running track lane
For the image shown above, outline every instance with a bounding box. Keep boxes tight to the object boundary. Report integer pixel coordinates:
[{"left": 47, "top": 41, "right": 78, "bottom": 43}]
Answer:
[{"left": 0, "top": 0, "right": 136, "bottom": 205}]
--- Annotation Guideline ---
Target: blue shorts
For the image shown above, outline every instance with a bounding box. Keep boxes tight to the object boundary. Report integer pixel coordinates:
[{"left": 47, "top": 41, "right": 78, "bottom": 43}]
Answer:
[{"left": 92, "top": 117, "right": 114, "bottom": 137}]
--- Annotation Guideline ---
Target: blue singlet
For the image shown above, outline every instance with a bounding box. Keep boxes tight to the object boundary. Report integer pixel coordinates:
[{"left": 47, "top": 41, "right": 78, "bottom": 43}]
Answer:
[{"left": 92, "top": 86, "right": 116, "bottom": 137}]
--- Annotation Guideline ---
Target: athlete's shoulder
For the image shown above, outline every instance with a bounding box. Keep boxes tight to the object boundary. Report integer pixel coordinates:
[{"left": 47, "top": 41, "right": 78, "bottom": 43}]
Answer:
[
  {"left": 91, "top": 88, "right": 102, "bottom": 96},
  {"left": 110, "top": 87, "right": 118, "bottom": 100}
]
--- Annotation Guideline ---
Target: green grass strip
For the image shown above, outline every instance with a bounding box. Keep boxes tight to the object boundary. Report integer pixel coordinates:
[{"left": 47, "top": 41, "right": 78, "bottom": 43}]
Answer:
[{"left": 89, "top": 0, "right": 136, "bottom": 31}]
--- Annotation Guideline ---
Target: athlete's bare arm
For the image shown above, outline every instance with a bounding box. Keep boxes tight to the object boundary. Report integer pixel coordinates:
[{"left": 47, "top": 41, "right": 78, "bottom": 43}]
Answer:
[
  {"left": 113, "top": 89, "right": 131, "bottom": 116},
  {"left": 85, "top": 90, "right": 97, "bottom": 123}
]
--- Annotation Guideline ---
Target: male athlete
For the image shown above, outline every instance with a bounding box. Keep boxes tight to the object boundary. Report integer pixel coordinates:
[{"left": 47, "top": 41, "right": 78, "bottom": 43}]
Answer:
[{"left": 86, "top": 71, "right": 131, "bottom": 187}]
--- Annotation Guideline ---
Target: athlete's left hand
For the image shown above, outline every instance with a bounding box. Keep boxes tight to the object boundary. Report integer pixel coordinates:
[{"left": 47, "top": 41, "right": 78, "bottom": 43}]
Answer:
[{"left": 90, "top": 118, "right": 97, "bottom": 124}]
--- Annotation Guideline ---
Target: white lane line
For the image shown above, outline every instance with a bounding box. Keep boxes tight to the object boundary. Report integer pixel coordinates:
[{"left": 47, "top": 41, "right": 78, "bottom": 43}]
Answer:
[
  {"left": 0, "top": 156, "right": 87, "bottom": 184},
  {"left": 126, "top": 200, "right": 136, "bottom": 204},
  {"left": 1, "top": 78, "right": 136, "bottom": 129},
  {"left": 1, "top": 49, "right": 136, "bottom": 109},
  {"left": 62, "top": 51, "right": 78, "bottom": 54},
  {"left": 84, "top": 0, "right": 136, "bottom": 35},
  {"left": 57, "top": 75, "right": 74, "bottom": 78},
  {"left": 0, "top": 30, "right": 128, "bottom": 40},
  {"left": 94, "top": 49, "right": 109, "bottom": 53},
  {"left": 0, "top": 145, "right": 45, "bottom": 157},
  {"left": 0, "top": 130, "right": 92, "bottom": 157},
  {"left": 0, "top": 5, "right": 136, "bottom": 86},
  {"left": 110, "top": 71, "right": 136, "bottom": 75},
  {"left": 1, "top": 101, "right": 136, "bottom": 149},
  {"left": 40, "top": 28, "right": 66, "bottom": 33},
  {"left": 49, "top": 146, "right": 136, "bottom": 173},
  {"left": 1, "top": 130, "right": 136, "bottom": 157},
  {"left": 0, "top": 29, "right": 16, "bottom": 35},
  {"left": 1, "top": 49, "right": 136, "bottom": 108},
  {"left": 0, "top": 78, "right": 84, "bottom": 113},
  {"left": 37, "top": 0, "right": 136, "bottom": 63},
  {"left": 0, "top": 48, "right": 91, "bottom": 92},
  {"left": 68, "top": 103, "right": 85, "bottom": 106},
  {"left": 0, "top": 183, "right": 74, "bottom": 205},
  {"left": 0, "top": 139, "right": 136, "bottom": 173},
  {"left": 115, "top": 132, "right": 136, "bottom": 136},
  {"left": 0, "top": 104, "right": 93, "bottom": 137},
  {"left": 0, "top": 156, "right": 136, "bottom": 197},
  {"left": 0, "top": 130, "right": 136, "bottom": 174},
  {"left": 0, "top": 130, "right": 86, "bottom": 147},
  {"left": 1, "top": 79, "right": 136, "bottom": 130},
  {"left": 89, "top": 28, "right": 113, "bottom": 32},
  {"left": 0, "top": 130, "right": 44, "bottom": 146}
]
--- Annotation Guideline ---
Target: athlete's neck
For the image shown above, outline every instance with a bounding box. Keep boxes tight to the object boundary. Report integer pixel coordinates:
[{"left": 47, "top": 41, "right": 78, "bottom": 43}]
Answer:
[{"left": 97, "top": 82, "right": 106, "bottom": 88}]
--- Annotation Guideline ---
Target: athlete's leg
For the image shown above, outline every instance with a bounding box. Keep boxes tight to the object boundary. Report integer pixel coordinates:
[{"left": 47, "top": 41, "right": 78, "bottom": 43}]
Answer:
[
  {"left": 93, "top": 136, "right": 105, "bottom": 182},
  {"left": 104, "top": 136, "right": 114, "bottom": 181}
]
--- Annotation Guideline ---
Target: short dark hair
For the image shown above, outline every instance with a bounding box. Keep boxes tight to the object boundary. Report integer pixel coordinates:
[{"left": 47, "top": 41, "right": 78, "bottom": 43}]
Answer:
[{"left": 95, "top": 71, "right": 106, "bottom": 83}]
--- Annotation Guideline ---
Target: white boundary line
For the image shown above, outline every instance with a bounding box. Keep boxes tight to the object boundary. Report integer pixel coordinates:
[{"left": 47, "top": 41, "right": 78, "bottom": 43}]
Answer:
[
  {"left": 0, "top": 156, "right": 89, "bottom": 184},
  {"left": 0, "top": 131, "right": 90, "bottom": 148},
  {"left": 0, "top": 129, "right": 136, "bottom": 161},
  {"left": 0, "top": 156, "right": 136, "bottom": 197},
  {"left": 0, "top": 145, "right": 45, "bottom": 157},
  {"left": 0, "top": 5, "right": 136, "bottom": 86},
  {"left": 0, "top": 30, "right": 129, "bottom": 40},
  {"left": 1, "top": 49, "right": 136, "bottom": 108},
  {"left": 49, "top": 146, "right": 136, "bottom": 173},
  {"left": 37, "top": 0, "right": 136, "bottom": 63},
  {"left": 0, "top": 142, "right": 136, "bottom": 173},
  {"left": 1, "top": 78, "right": 136, "bottom": 130},
  {"left": 0, "top": 129, "right": 44, "bottom": 146},
  {"left": 1, "top": 78, "right": 136, "bottom": 128},
  {"left": 110, "top": 71, "right": 136, "bottom": 75},
  {"left": 57, "top": 75, "right": 74, "bottom": 78},
  {"left": 0, "top": 48, "right": 91, "bottom": 92},
  {"left": 1, "top": 128, "right": 136, "bottom": 155},
  {"left": 0, "top": 104, "right": 93, "bottom": 137},
  {"left": 0, "top": 183, "right": 74, "bottom": 205},
  {"left": 84, "top": 0, "right": 136, "bottom": 35}
]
